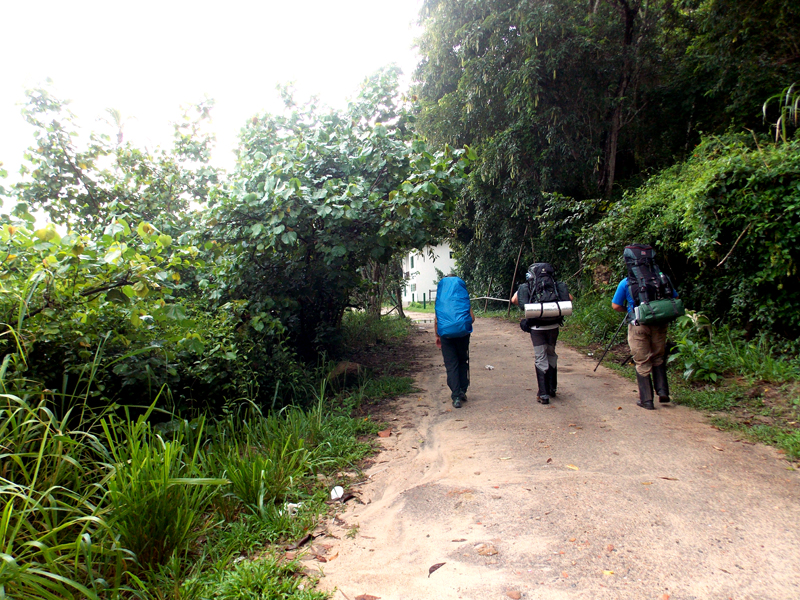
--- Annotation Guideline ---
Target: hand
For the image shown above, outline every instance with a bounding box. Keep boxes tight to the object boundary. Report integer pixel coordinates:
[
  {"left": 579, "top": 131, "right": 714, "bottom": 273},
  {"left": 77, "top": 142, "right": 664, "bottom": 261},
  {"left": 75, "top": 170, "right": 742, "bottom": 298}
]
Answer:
[{"left": 436, "top": 335, "right": 442, "bottom": 349}]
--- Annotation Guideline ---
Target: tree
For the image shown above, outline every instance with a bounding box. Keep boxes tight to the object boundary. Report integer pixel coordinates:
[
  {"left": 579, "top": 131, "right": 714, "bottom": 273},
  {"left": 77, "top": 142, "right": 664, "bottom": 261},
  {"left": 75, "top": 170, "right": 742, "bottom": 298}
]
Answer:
[
  {"left": 414, "top": 0, "right": 671, "bottom": 291},
  {"left": 413, "top": 0, "right": 800, "bottom": 300},
  {"left": 206, "top": 67, "right": 472, "bottom": 356},
  {"left": 14, "top": 88, "right": 219, "bottom": 234}
]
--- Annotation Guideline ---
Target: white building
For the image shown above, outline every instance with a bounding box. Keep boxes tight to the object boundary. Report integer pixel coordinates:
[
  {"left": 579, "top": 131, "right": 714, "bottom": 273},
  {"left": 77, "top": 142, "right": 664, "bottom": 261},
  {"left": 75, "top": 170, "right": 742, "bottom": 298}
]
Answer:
[{"left": 402, "top": 242, "right": 457, "bottom": 306}]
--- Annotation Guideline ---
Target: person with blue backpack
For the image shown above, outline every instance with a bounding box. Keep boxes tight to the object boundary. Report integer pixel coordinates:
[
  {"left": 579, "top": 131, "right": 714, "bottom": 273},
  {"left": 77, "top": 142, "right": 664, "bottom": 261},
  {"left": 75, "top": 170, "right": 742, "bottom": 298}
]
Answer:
[{"left": 434, "top": 274, "right": 475, "bottom": 409}]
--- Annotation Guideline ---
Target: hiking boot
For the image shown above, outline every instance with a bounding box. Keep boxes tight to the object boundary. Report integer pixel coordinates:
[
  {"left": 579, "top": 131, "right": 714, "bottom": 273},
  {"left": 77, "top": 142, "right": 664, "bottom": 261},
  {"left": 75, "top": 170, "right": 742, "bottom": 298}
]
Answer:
[
  {"left": 452, "top": 397, "right": 462, "bottom": 408},
  {"left": 652, "top": 363, "right": 671, "bottom": 403},
  {"left": 460, "top": 393, "right": 468, "bottom": 402},
  {"left": 546, "top": 367, "right": 558, "bottom": 397},
  {"left": 536, "top": 368, "right": 550, "bottom": 404},
  {"left": 636, "top": 373, "right": 655, "bottom": 410}
]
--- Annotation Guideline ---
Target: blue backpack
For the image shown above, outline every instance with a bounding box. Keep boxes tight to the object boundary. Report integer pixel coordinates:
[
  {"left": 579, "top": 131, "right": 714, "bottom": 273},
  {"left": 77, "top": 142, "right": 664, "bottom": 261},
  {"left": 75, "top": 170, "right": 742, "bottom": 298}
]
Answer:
[{"left": 435, "top": 277, "right": 472, "bottom": 338}]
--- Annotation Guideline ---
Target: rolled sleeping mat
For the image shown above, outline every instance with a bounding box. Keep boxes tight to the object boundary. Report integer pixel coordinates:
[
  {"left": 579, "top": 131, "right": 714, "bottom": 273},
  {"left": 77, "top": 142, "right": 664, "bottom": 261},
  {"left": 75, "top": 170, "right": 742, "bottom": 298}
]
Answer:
[{"left": 524, "top": 301, "right": 573, "bottom": 320}]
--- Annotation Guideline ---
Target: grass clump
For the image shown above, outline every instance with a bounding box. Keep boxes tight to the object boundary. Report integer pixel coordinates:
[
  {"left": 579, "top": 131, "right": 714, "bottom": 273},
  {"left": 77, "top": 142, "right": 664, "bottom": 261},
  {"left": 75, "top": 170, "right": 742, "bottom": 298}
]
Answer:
[
  {"left": 340, "top": 312, "right": 413, "bottom": 350},
  {"left": 207, "top": 555, "right": 328, "bottom": 600},
  {"left": 0, "top": 387, "right": 377, "bottom": 598}
]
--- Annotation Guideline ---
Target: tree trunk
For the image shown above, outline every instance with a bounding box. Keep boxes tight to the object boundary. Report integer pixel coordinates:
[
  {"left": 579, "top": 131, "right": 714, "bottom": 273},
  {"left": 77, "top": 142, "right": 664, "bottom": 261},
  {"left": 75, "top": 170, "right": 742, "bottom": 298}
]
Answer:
[{"left": 601, "top": 0, "right": 639, "bottom": 196}]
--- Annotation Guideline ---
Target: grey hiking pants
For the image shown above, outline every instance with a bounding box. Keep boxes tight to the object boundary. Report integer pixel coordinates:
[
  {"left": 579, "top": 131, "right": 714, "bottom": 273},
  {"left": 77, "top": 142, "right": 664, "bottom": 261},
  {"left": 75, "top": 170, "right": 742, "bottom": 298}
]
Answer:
[{"left": 530, "top": 328, "right": 559, "bottom": 372}]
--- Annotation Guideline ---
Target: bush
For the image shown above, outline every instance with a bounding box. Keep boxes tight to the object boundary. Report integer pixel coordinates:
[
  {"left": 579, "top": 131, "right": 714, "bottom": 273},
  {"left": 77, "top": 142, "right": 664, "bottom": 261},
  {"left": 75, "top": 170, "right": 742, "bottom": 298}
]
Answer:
[
  {"left": 582, "top": 133, "right": 800, "bottom": 336},
  {"left": 669, "top": 311, "right": 800, "bottom": 383},
  {"left": 207, "top": 556, "right": 328, "bottom": 600}
]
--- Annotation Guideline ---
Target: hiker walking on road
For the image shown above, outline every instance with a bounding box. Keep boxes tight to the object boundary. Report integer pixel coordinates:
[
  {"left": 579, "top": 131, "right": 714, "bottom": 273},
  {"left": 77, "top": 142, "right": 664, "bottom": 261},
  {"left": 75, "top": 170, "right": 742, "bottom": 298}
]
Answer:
[
  {"left": 612, "top": 244, "right": 683, "bottom": 410},
  {"left": 511, "top": 263, "right": 573, "bottom": 405},
  {"left": 434, "top": 274, "right": 475, "bottom": 409}
]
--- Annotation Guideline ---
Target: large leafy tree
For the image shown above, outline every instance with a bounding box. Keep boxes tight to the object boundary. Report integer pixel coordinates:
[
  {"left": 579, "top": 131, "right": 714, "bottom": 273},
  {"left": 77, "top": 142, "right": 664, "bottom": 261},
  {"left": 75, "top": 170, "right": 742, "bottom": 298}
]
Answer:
[
  {"left": 14, "top": 88, "right": 219, "bottom": 235},
  {"left": 413, "top": 0, "right": 800, "bottom": 300},
  {"left": 0, "top": 90, "right": 247, "bottom": 409},
  {"left": 413, "top": 0, "right": 678, "bottom": 291},
  {"left": 206, "top": 67, "right": 472, "bottom": 356}
]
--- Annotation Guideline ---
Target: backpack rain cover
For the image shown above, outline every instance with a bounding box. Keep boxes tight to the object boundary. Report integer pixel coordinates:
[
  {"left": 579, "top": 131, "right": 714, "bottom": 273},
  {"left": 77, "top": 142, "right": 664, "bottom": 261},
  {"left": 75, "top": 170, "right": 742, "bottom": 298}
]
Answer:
[{"left": 435, "top": 277, "right": 472, "bottom": 338}]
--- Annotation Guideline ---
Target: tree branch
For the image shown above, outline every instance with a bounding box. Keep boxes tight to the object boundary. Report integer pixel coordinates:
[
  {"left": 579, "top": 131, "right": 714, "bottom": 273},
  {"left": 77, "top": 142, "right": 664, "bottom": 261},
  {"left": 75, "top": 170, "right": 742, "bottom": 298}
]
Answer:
[{"left": 716, "top": 223, "right": 752, "bottom": 268}]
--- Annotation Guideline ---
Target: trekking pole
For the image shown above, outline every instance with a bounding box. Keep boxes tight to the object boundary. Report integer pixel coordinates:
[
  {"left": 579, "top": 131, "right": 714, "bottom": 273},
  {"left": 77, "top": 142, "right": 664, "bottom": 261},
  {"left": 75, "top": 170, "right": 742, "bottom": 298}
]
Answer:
[{"left": 593, "top": 312, "right": 628, "bottom": 372}]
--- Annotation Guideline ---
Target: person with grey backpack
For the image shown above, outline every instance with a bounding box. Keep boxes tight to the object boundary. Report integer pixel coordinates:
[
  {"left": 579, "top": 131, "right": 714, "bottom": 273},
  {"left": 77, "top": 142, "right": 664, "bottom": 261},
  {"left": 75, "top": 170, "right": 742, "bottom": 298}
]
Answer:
[{"left": 512, "top": 263, "right": 573, "bottom": 405}]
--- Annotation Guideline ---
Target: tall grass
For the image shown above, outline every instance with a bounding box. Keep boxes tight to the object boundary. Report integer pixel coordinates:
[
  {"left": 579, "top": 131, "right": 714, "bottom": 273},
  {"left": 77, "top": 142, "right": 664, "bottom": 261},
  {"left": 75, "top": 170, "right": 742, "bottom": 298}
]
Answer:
[
  {"left": 1, "top": 315, "right": 389, "bottom": 598},
  {"left": 0, "top": 394, "right": 124, "bottom": 599},
  {"left": 102, "top": 407, "right": 227, "bottom": 570}
]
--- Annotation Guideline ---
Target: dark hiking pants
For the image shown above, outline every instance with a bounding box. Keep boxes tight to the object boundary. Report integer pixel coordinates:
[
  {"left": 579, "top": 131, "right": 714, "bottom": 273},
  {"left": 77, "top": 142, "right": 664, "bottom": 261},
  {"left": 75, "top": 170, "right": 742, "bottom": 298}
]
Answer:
[{"left": 440, "top": 334, "right": 470, "bottom": 401}]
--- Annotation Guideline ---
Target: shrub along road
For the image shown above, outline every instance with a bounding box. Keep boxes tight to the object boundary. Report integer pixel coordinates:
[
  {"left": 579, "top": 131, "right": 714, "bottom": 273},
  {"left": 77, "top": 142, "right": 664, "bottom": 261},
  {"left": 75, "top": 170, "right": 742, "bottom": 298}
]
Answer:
[{"left": 313, "top": 316, "right": 800, "bottom": 599}]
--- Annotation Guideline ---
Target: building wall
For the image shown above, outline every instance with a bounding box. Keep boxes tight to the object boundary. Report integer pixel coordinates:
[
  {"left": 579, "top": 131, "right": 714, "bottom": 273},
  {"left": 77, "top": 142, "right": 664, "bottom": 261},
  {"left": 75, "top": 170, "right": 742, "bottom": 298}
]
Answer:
[{"left": 402, "top": 242, "right": 456, "bottom": 306}]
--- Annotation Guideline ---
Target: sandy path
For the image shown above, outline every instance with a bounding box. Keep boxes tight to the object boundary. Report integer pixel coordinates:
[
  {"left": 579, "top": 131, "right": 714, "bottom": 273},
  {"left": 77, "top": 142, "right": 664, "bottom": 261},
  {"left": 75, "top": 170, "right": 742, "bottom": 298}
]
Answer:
[{"left": 311, "top": 315, "right": 800, "bottom": 600}]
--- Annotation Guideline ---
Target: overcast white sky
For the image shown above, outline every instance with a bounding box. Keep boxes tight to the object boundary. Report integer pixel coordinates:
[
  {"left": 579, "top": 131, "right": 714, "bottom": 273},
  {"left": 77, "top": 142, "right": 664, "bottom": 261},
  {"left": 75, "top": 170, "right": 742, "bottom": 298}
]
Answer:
[{"left": 0, "top": 0, "right": 424, "bottom": 177}]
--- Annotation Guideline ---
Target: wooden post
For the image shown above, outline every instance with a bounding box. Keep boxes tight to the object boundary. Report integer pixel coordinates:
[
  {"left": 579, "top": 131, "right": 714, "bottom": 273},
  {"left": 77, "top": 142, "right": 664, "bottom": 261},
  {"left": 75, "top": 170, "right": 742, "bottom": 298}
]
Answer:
[
  {"left": 507, "top": 225, "right": 529, "bottom": 318},
  {"left": 483, "top": 274, "right": 494, "bottom": 312}
]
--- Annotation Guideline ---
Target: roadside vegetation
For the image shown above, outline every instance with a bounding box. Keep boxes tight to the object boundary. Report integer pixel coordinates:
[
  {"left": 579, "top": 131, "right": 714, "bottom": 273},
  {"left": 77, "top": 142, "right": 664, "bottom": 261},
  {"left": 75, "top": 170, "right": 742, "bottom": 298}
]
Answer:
[
  {"left": 0, "top": 312, "right": 413, "bottom": 599},
  {"left": 0, "top": 71, "right": 437, "bottom": 599}
]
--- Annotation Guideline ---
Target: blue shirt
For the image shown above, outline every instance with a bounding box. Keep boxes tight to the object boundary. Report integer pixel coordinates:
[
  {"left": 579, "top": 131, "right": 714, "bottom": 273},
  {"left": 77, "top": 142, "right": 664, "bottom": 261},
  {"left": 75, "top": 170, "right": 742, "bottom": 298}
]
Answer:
[{"left": 612, "top": 278, "right": 678, "bottom": 313}]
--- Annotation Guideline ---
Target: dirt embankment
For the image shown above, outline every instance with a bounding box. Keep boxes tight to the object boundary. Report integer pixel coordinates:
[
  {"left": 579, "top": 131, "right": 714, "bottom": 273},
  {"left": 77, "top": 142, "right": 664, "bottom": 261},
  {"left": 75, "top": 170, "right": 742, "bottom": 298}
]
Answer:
[{"left": 309, "top": 316, "right": 800, "bottom": 600}]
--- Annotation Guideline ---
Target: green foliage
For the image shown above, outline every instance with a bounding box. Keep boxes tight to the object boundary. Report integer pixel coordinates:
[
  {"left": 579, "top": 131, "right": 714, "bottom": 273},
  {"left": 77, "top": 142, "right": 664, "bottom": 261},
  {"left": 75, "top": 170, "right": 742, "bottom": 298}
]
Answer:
[
  {"left": 671, "top": 386, "right": 742, "bottom": 412},
  {"left": 102, "top": 408, "right": 226, "bottom": 571},
  {"left": 708, "top": 418, "right": 800, "bottom": 461},
  {"left": 207, "top": 67, "right": 472, "bottom": 357},
  {"left": 669, "top": 312, "right": 800, "bottom": 383},
  {"left": 0, "top": 375, "right": 380, "bottom": 596},
  {"left": 360, "top": 376, "right": 416, "bottom": 402},
  {"left": 558, "top": 293, "right": 624, "bottom": 348},
  {"left": 340, "top": 311, "right": 413, "bottom": 350},
  {"left": 219, "top": 438, "right": 312, "bottom": 514},
  {"left": 414, "top": 0, "right": 800, "bottom": 314},
  {"left": 679, "top": 0, "right": 800, "bottom": 131},
  {"left": 0, "top": 395, "right": 124, "bottom": 599},
  {"left": 1, "top": 88, "right": 312, "bottom": 412},
  {"left": 763, "top": 82, "right": 800, "bottom": 143},
  {"left": 414, "top": 0, "right": 690, "bottom": 294},
  {"left": 404, "top": 301, "right": 435, "bottom": 313},
  {"left": 583, "top": 133, "right": 800, "bottom": 333},
  {"left": 14, "top": 88, "right": 218, "bottom": 234},
  {"left": 206, "top": 556, "right": 328, "bottom": 600}
]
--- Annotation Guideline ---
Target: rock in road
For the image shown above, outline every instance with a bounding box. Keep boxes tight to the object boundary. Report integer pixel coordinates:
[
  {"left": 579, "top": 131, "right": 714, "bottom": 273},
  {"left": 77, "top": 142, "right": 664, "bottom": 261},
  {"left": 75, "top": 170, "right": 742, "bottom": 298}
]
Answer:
[{"left": 315, "top": 316, "right": 800, "bottom": 600}]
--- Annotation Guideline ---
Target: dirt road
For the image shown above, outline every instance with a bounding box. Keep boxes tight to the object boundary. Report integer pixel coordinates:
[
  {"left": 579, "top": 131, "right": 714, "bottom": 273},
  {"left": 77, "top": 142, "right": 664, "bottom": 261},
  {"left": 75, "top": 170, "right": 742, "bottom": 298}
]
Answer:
[{"left": 313, "top": 316, "right": 800, "bottom": 600}]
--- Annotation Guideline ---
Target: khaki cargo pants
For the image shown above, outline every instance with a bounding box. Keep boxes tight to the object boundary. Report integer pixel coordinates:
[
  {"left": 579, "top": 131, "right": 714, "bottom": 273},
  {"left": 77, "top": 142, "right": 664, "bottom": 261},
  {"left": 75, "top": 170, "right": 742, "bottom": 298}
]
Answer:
[{"left": 627, "top": 322, "right": 668, "bottom": 377}]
